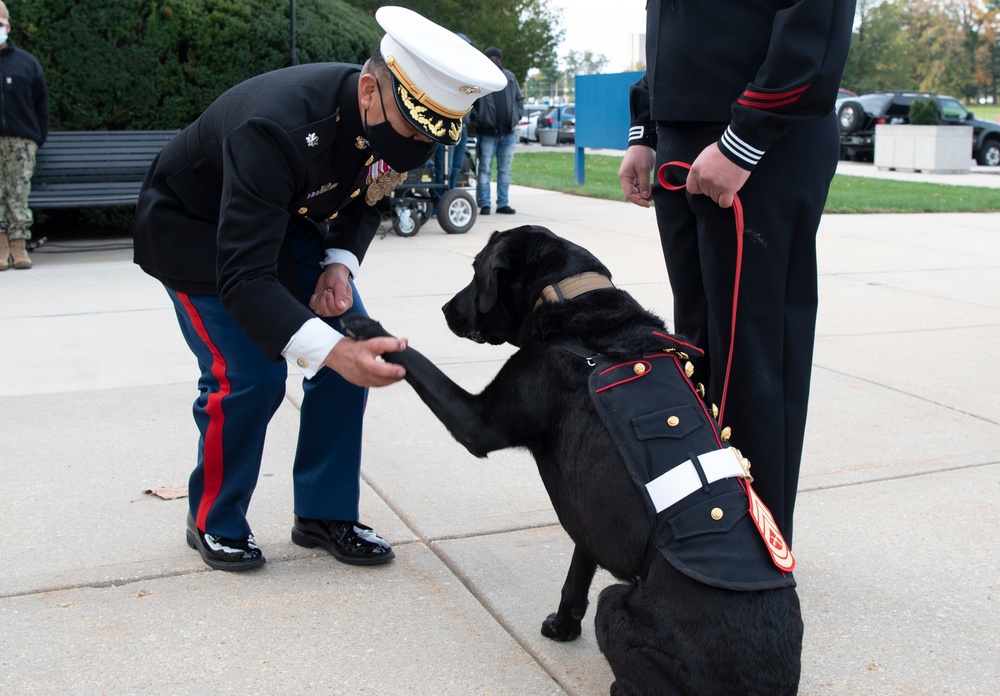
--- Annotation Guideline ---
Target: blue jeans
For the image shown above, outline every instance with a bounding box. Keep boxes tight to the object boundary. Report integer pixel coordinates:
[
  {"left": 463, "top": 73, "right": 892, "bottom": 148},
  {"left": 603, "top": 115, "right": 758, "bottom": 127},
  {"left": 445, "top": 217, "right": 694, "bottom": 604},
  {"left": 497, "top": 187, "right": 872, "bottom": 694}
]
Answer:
[
  {"left": 476, "top": 132, "right": 516, "bottom": 208},
  {"left": 448, "top": 127, "right": 470, "bottom": 190}
]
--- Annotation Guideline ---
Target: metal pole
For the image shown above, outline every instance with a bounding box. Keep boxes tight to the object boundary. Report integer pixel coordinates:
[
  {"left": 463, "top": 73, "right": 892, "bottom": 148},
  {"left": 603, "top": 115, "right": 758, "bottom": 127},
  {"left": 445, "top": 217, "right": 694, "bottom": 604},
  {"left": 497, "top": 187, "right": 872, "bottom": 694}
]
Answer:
[{"left": 290, "top": 0, "right": 299, "bottom": 65}]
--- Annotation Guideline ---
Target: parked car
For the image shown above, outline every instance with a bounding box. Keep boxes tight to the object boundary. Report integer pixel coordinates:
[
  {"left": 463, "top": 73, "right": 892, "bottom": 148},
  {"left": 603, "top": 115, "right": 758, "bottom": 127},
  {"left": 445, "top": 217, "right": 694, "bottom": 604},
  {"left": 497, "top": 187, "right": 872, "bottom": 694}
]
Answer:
[
  {"left": 537, "top": 103, "right": 575, "bottom": 144},
  {"left": 838, "top": 91, "right": 1000, "bottom": 166},
  {"left": 515, "top": 105, "right": 547, "bottom": 143}
]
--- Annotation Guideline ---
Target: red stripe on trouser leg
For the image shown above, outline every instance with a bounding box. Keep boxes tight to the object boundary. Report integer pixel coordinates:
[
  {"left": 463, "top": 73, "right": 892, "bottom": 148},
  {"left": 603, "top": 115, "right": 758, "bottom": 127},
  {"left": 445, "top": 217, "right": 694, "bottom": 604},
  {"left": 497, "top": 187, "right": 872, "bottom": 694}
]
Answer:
[{"left": 176, "top": 292, "right": 231, "bottom": 532}]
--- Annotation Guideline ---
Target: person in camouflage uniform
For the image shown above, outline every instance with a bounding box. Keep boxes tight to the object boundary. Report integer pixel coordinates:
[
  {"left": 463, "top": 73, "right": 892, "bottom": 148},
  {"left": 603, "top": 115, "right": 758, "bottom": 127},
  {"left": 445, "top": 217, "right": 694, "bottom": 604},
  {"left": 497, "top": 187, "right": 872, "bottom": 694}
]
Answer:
[{"left": 0, "top": 0, "right": 49, "bottom": 271}]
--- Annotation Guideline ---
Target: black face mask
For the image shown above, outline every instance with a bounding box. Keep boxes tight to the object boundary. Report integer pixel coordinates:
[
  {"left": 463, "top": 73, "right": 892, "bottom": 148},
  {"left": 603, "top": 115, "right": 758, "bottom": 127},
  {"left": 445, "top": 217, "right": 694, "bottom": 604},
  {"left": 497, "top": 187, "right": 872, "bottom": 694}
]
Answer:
[{"left": 364, "top": 81, "right": 437, "bottom": 172}]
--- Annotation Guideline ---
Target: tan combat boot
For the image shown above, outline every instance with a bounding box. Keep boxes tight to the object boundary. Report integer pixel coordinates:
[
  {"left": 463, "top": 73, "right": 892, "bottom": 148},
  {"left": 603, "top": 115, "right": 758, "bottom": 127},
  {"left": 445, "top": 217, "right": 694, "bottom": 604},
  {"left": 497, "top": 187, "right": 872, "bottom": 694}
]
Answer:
[
  {"left": 10, "top": 238, "right": 32, "bottom": 270},
  {"left": 0, "top": 233, "right": 9, "bottom": 271}
]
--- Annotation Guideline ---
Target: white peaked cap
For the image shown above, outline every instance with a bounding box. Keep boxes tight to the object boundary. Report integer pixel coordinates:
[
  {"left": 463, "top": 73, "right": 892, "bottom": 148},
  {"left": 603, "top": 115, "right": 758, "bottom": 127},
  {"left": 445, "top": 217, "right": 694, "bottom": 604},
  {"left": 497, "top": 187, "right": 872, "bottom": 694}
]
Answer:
[{"left": 376, "top": 6, "right": 508, "bottom": 145}]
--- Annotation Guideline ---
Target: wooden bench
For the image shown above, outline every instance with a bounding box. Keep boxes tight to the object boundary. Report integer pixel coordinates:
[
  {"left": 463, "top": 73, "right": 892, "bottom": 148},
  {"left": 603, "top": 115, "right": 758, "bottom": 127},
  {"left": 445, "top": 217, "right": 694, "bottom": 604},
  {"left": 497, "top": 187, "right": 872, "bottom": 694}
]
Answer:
[{"left": 28, "top": 130, "right": 179, "bottom": 209}]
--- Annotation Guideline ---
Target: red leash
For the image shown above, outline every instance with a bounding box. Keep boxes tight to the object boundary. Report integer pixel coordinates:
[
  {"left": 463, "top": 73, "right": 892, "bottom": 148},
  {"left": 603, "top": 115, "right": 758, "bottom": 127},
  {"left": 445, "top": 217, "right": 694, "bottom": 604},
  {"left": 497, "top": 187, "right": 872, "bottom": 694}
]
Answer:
[
  {"left": 656, "top": 161, "right": 744, "bottom": 427},
  {"left": 657, "top": 162, "right": 794, "bottom": 572}
]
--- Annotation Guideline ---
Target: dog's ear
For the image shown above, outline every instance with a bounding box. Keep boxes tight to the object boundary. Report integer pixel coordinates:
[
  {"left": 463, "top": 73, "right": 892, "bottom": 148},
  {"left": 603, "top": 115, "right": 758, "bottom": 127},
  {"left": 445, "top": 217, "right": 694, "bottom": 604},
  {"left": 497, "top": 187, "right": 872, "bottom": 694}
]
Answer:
[{"left": 475, "top": 235, "right": 511, "bottom": 313}]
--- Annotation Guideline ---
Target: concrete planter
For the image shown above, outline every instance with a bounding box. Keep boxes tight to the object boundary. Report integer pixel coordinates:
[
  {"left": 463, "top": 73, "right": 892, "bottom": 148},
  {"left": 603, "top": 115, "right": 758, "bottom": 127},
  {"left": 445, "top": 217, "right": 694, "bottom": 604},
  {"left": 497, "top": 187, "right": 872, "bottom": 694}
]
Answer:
[
  {"left": 538, "top": 128, "right": 559, "bottom": 146},
  {"left": 874, "top": 124, "right": 973, "bottom": 173}
]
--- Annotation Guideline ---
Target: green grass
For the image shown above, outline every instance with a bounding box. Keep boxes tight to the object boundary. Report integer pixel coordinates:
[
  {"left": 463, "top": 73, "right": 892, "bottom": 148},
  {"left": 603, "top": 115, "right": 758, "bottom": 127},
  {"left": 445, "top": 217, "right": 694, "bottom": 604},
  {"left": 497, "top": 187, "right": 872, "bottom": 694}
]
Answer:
[
  {"left": 512, "top": 152, "right": 627, "bottom": 202},
  {"left": 971, "top": 104, "right": 1000, "bottom": 122},
  {"left": 826, "top": 175, "right": 1000, "bottom": 213},
  {"left": 511, "top": 151, "right": 1000, "bottom": 214}
]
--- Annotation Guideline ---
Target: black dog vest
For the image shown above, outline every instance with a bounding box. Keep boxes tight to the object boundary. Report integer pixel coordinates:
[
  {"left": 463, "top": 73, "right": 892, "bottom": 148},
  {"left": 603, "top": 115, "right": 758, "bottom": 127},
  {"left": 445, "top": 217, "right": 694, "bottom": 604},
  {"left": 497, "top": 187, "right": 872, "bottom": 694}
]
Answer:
[{"left": 585, "top": 330, "right": 796, "bottom": 592}]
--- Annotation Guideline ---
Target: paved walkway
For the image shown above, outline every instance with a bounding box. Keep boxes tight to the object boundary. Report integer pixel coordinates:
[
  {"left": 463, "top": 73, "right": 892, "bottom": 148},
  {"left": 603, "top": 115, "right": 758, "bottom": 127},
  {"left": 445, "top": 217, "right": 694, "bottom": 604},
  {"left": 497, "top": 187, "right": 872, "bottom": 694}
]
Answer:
[{"left": 1, "top": 182, "right": 998, "bottom": 694}]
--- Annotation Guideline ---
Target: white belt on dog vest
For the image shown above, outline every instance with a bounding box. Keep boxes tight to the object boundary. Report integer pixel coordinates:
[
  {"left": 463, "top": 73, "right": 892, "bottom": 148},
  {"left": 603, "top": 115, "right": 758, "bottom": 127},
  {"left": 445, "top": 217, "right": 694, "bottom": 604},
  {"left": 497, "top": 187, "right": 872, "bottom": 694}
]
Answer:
[{"left": 645, "top": 448, "right": 749, "bottom": 513}]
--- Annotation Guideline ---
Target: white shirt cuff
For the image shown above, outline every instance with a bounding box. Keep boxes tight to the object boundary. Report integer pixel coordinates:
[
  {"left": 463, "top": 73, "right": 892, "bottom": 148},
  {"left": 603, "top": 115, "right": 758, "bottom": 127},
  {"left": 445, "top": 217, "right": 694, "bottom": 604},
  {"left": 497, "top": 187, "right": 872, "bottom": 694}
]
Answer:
[
  {"left": 282, "top": 317, "right": 342, "bottom": 379},
  {"left": 321, "top": 249, "right": 360, "bottom": 279}
]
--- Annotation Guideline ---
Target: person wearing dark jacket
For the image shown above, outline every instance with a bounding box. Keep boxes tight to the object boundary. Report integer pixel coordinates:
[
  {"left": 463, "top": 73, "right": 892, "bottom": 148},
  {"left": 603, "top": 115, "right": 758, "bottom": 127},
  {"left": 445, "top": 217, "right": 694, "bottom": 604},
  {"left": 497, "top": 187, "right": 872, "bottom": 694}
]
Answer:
[
  {"left": 0, "top": 0, "right": 48, "bottom": 271},
  {"left": 470, "top": 46, "right": 523, "bottom": 215},
  {"left": 618, "top": 0, "right": 856, "bottom": 545},
  {"left": 133, "top": 6, "right": 505, "bottom": 572}
]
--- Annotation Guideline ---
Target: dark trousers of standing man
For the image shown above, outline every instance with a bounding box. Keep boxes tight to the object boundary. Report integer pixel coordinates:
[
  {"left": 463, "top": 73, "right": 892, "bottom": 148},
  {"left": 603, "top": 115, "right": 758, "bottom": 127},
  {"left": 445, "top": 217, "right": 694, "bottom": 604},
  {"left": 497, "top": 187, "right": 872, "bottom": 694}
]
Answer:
[
  {"left": 165, "top": 222, "right": 369, "bottom": 541},
  {"left": 651, "top": 113, "right": 839, "bottom": 545}
]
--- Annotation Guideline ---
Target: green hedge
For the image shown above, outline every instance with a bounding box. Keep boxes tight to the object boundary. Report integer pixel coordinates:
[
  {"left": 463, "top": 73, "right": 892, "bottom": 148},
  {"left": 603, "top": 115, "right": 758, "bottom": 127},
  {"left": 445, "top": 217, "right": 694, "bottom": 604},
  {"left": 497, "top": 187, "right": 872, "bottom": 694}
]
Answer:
[
  {"left": 15, "top": 0, "right": 382, "bottom": 130},
  {"left": 908, "top": 98, "right": 941, "bottom": 126}
]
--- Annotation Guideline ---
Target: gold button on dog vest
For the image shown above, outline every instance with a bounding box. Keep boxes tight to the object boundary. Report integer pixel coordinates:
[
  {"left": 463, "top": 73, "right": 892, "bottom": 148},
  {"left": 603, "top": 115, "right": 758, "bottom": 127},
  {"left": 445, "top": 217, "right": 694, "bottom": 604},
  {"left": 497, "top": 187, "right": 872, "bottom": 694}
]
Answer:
[
  {"left": 296, "top": 358, "right": 308, "bottom": 368},
  {"left": 711, "top": 507, "right": 724, "bottom": 521},
  {"left": 633, "top": 363, "right": 646, "bottom": 375},
  {"left": 667, "top": 415, "right": 679, "bottom": 427},
  {"left": 298, "top": 207, "right": 308, "bottom": 215}
]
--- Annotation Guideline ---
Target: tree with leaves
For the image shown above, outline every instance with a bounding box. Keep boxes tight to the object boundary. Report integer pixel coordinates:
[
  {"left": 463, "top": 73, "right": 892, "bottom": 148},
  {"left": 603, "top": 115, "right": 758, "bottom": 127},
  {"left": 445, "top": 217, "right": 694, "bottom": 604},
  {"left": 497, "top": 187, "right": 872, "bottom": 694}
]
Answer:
[
  {"left": 339, "top": 0, "right": 563, "bottom": 84},
  {"left": 842, "top": 0, "right": 1000, "bottom": 102}
]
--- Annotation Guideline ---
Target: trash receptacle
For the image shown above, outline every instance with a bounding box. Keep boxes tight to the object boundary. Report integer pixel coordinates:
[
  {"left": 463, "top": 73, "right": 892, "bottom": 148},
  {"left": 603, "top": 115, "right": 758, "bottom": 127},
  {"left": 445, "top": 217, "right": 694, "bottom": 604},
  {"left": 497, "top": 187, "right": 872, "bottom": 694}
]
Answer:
[{"left": 538, "top": 128, "right": 559, "bottom": 146}]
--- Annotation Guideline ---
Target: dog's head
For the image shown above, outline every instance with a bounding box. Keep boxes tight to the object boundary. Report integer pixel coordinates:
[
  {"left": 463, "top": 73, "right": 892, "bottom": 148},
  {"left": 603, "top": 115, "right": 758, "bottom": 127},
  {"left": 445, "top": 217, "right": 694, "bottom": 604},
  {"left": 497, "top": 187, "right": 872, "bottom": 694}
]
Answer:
[{"left": 443, "top": 225, "right": 611, "bottom": 346}]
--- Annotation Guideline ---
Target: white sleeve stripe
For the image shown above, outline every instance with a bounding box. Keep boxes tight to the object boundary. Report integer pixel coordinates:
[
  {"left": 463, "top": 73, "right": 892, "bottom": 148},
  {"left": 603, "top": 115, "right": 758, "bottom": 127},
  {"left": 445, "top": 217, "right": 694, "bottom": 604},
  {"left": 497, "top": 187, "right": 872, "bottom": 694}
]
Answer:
[
  {"left": 723, "top": 127, "right": 765, "bottom": 156},
  {"left": 721, "top": 137, "right": 758, "bottom": 166},
  {"left": 721, "top": 127, "right": 763, "bottom": 166},
  {"left": 628, "top": 125, "right": 645, "bottom": 140}
]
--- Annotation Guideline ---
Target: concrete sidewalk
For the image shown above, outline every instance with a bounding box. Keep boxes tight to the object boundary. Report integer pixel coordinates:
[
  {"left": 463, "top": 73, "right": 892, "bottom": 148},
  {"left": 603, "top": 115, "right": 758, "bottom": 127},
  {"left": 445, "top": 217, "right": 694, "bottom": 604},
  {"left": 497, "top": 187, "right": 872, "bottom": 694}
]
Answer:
[{"left": 2, "top": 185, "right": 998, "bottom": 694}]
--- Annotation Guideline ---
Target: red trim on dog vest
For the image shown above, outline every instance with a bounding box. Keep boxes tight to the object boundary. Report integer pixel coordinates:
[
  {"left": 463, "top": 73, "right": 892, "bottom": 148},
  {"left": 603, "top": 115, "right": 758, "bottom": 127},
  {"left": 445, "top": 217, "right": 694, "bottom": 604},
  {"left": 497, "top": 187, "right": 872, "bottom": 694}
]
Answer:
[
  {"left": 651, "top": 330, "right": 704, "bottom": 357},
  {"left": 595, "top": 360, "right": 653, "bottom": 393}
]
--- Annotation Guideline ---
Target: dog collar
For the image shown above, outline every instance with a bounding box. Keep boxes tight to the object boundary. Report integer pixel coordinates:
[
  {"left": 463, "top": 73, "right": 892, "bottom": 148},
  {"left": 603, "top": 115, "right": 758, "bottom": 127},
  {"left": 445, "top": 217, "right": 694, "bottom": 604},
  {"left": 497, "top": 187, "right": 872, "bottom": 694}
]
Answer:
[{"left": 534, "top": 272, "right": 614, "bottom": 310}]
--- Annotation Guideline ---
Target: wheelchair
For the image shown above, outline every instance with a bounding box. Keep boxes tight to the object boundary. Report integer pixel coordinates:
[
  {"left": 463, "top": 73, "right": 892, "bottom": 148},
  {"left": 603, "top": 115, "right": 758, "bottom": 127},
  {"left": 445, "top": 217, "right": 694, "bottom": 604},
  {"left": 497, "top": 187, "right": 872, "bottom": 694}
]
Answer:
[{"left": 388, "top": 139, "right": 478, "bottom": 237}]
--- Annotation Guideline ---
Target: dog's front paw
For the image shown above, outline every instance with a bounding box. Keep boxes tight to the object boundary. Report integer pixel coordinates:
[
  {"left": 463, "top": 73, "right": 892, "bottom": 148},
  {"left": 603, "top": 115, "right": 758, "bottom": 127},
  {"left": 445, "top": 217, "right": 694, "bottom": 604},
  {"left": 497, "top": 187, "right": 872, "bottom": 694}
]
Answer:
[
  {"left": 339, "top": 315, "right": 394, "bottom": 340},
  {"left": 541, "top": 612, "right": 582, "bottom": 642}
]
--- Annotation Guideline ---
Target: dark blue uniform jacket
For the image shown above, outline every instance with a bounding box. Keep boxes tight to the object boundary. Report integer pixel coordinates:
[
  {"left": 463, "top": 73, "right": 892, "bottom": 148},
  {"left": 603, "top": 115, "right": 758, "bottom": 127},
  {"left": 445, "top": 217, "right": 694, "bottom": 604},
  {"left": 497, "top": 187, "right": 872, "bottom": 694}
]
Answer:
[{"left": 134, "top": 64, "right": 388, "bottom": 359}]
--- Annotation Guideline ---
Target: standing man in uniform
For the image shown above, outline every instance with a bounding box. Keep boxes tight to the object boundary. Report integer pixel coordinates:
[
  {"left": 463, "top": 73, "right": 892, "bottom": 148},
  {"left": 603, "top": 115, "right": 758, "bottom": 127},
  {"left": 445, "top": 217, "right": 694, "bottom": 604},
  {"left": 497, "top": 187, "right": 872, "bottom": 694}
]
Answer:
[
  {"left": 471, "top": 46, "right": 523, "bottom": 215},
  {"left": 133, "top": 7, "right": 506, "bottom": 571},
  {"left": 618, "top": 0, "right": 856, "bottom": 544},
  {"left": 0, "top": 0, "right": 48, "bottom": 271}
]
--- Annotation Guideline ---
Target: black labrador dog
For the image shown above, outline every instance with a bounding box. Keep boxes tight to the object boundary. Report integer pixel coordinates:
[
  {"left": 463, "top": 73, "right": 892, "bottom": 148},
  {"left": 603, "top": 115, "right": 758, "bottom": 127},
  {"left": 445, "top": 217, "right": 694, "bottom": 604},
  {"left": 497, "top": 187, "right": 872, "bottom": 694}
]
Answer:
[{"left": 341, "top": 225, "right": 802, "bottom": 695}]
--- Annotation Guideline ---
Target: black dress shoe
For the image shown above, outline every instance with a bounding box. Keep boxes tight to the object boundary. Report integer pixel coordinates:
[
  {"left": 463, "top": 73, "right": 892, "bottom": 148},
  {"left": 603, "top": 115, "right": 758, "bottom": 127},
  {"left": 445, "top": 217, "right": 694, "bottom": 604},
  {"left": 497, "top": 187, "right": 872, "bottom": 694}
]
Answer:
[
  {"left": 186, "top": 515, "right": 266, "bottom": 571},
  {"left": 480, "top": 206, "right": 490, "bottom": 215},
  {"left": 291, "top": 516, "right": 395, "bottom": 565},
  {"left": 496, "top": 205, "right": 516, "bottom": 214}
]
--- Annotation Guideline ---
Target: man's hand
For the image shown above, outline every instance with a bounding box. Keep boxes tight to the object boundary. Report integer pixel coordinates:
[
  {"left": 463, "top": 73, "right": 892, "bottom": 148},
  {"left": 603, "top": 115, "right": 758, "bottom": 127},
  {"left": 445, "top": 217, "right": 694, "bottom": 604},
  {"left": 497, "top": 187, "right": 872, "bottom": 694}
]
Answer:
[
  {"left": 310, "top": 263, "right": 354, "bottom": 317},
  {"left": 686, "top": 143, "right": 751, "bottom": 209},
  {"left": 619, "top": 145, "right": 656, "bottom": 208},
  {"left": 324, "top": 335, "right": 408, "bottom": 387}
]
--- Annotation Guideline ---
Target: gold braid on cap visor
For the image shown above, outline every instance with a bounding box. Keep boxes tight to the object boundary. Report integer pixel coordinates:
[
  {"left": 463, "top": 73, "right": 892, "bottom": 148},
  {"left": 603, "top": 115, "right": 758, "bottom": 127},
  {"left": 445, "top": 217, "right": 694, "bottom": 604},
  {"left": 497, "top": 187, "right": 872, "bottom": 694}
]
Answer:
[
  {"left": 396, "top": 84, "right": 446, "bottom": 138},
  {"left": 386, "top": 55, "right": 469, "bottom": 141}
]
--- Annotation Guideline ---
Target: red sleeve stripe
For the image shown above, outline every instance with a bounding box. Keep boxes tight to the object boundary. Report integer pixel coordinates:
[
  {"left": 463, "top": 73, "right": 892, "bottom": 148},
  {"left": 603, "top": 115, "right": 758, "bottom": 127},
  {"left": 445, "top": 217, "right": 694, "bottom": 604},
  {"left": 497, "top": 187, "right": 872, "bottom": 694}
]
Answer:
[{"left": 738, "top": 84, "right": 811, "bottom": 110}]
